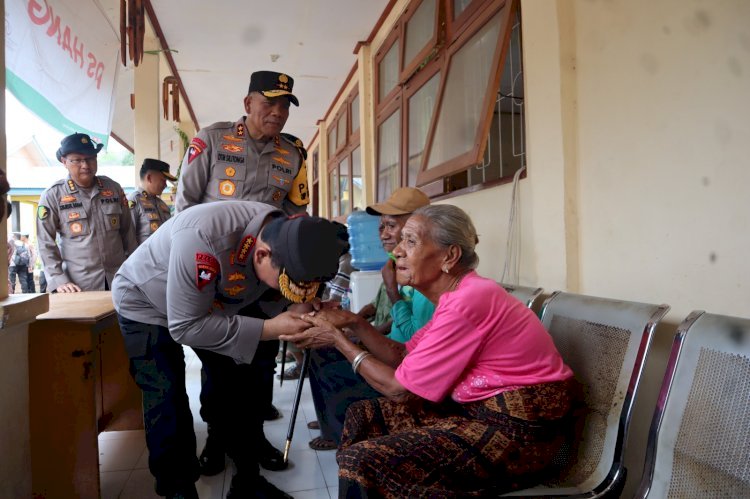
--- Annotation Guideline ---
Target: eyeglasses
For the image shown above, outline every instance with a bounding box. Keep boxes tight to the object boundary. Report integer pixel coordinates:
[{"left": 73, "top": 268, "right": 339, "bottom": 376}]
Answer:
[{"left": 65, "top": 157, "right": 98, "bottom": 166}]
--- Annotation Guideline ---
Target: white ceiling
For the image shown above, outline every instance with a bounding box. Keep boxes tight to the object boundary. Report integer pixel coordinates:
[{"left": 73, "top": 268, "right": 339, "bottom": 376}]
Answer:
[{"left": 100, "top": 0, "right": 389, "bottom": 165}]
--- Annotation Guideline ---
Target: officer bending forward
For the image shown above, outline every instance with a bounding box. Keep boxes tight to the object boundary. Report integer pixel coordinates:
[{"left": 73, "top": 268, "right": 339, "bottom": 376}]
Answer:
[{"left": 112, "top": 201, "right": 346, "bottom": 499}]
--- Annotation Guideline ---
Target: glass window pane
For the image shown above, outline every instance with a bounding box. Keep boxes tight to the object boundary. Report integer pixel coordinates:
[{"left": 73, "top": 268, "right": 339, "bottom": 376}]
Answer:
[
  {"left": 351, "top": 146, "right": 364, "bottom": 210},
  {"left": 426, "top": 12, "right": 501, "bottom": 170},
  {"left": 339, "top": 157, "right": 350, "bottom": 215},
  {"left": 351, "top": 94, "right": 360, "bottom": 134},
  {"left": 311, "top": 149, "right": 319, "bottom": 182},
  {"left": 377, "top": 109, "right": 401, "bottom": 202},
  {"left": 336, "top": 113, "right": 347, "bottom": 149},
  {"left": 453, "top": 0, "right": 473, "bottom": 19},
  {"left": 407, "top": 72, "right": 440, "bottom": 186},
  {"left": 404, "top": 0, "right": 436, "bottom": 66},
  {"left": 379, "top": 40, "right": 400, "bottom": 101},
  {"left": 328, "top": 127, "right": 336, "bottom": 157},
  {"left": 329, "top": 168, "right": 339, "bottom": 217}
]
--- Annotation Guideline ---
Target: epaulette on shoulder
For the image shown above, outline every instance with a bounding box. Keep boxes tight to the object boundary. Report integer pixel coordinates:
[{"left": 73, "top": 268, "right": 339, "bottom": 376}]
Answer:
[{"left": 280, "top": 133, "right": 308, "bottom": 160}]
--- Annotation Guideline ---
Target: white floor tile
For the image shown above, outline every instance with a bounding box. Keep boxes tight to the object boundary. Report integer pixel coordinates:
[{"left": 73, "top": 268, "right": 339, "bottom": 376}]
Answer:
[
  {"left": 316, "top": 450, "right": 339, "bottom": 488},
  {"left": 100, "top": 470, "right": 130, "bottom": 499},
  {"left": 327, "top": 486, "right": 339, "bottom": 498},
  {"left": 98, "top": 434, "right": 147, "bottom": 472},
  {"left": 119, "top": 468, "right": 161, "bottom": 499},
  {"left": 290, "top": 488, "right": 332, "bottom": 499},
  {"left": 261, "top": 448, "right": 327, "bottom": 493}
]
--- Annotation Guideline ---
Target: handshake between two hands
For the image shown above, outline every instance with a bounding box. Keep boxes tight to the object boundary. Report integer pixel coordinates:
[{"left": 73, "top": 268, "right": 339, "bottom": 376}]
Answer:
[{"left": 279, "top": 299, "right": 357, "bottom": 350}]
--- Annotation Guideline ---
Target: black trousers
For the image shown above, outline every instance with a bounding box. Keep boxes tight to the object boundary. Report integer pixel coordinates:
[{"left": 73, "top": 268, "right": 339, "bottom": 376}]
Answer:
[
  {"left": 117, "top": 315, "right": 199, "bottom": 495},
  {"left": 8, "top": 265, "right": 30, "bottom": 293}
]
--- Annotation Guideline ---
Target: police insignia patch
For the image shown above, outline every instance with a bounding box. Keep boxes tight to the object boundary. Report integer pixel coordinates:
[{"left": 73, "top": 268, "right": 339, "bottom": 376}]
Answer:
[
  {"left": 187, "top": 143, "right": 203, "bottom": 164},
  {"left": 272, "top": 175, "right": 291, "bottom": 186},
  {"left": 222, "top": 144, "right": 243, "bottom": 153},
  {"left": 70, "top": 222, "right": 83, "bottom": 234},
  {"left": 68, "top": 212, "right": 80, "bottom": 220},
  {"left": 236, "top": 123, "right": 245, "bottom": 136},
  {"left": 148, "top": 212, "right": 159, "bottom": 220},
  {"left": 219, "top": 180, "right": 236, "bottom": 197},
  {"left": 128, "top": 200, "right": 136, "bottom": 208},
  {"left": 228, "top": 272, "right": 246, "bottom": 281},
  {"left": 196, "top": 252, "right": 219, "bottom": 291},
  {"left": 225, "top": 167, "right": 236, "bottom": 177},
  {"left": 110, "top": 216, "right": 119, "bottom": 227},
  {"left": 223, "top": 135, "right": 243, "bottom": 142},
  {"left": 273, "top": 155, "right": 291, "bottom": 166},
  {"left": 150, "top": 221, "right": 159, "bottom": 232},
  {"left": 38, "top": 206, "right": 49, "bottom": 220},
  {"left": 274, "top": 147, "right": 290, "bottom": 156},
  {"left": 236, "top": 235, "right": 255, "bottom": 264},
  {"left": 101, "top": 190, "right": 114, "bottom": 197},
  {"left": 272, "top": 190, "right": 283, "bottom": 201},
  {"left": 224, "top": 285, "right": 246, "bottom": 297},
  {"left": 61, "top": 195, "right": 77, "bottom": 203}
]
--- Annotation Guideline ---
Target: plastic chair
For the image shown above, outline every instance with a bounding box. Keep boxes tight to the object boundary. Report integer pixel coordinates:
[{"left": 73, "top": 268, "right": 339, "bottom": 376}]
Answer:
[
  {"left": 504, "top": 291, "right": 669, "bottom": 498},
  {"left": 635, "top": 310, "right": 750, "bottom": 498},
  {"left": 500, "top": 282, "right": 544, "bottom": 309}
]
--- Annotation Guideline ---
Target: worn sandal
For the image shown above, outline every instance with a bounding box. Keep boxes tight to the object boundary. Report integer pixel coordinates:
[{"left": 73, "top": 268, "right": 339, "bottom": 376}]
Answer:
[{"left": 308, "top": 437, "right": 337, "bottom": 451}]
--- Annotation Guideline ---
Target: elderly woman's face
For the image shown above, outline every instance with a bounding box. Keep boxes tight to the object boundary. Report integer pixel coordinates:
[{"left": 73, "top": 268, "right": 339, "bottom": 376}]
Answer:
[{"left": 392, "top": 215, "right": 445, "bottom": 288}]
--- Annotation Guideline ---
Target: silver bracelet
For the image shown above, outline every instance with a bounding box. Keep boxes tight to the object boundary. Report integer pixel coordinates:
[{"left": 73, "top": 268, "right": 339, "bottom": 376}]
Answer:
[{"left": 351, "top": 351, "right": 371, "bottom": 374}]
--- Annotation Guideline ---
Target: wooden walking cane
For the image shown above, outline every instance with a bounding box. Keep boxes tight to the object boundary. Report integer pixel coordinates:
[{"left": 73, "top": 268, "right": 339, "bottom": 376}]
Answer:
[{"left": 283, "top": 348, "right": 312, "bottom": 464}]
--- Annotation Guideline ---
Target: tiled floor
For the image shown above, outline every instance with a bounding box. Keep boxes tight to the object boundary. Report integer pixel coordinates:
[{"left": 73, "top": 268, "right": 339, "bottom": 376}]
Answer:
[{"left": 99, "top": 347, "right": 338, "bottom": 499}]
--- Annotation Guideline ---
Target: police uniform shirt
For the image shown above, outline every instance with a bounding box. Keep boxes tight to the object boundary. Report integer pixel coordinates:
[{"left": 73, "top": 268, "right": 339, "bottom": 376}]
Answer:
[
  {"left": 112, "top": 201, "right": 290, "bottom": 364},
  {"left": 174, "top": 117, "right": 309, "bottom": 215},
  {"left": 37, "top": 175, "right": 138, "bottom": 292},
  {"left": 127, "top": 189, "right": 172, "bottom": 245}
]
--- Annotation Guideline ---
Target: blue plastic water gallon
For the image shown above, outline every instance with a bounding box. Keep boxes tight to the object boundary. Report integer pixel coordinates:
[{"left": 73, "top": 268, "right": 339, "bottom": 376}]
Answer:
[{"left": 347, "top": 211, "right": 388, "bottom": 271}]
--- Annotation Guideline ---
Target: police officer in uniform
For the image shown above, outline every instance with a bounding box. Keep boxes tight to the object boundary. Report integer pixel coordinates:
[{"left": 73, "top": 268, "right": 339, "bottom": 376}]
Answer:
[
  {"left": 128, "top": 158, "right": 177, "bottom": 245},
  {"left": 175, "top": 71, "right": 309, "bottom": 475},
  {"left": 37, "top": 133, "right": 137, "bottom": 292},
  {"left": 112, "top": 201, "right": 345, "bottom": 499}
]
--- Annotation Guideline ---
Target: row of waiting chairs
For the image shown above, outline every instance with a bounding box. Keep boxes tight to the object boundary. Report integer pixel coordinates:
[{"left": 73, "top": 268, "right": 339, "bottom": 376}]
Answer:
[{"left": 497, "top": 283, "right": 750, "bottom": 499}]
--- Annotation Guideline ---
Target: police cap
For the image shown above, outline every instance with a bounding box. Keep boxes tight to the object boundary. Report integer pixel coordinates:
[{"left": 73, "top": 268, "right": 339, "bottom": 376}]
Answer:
[
  {"left": 56, "top": 133, "right": 104, "bottom": 162},
  {"left": 140, "top": 158, "right": 177, "bottom": 181},
  {"left": 248, "top": 71, "right": 299, "bottom": 107}
]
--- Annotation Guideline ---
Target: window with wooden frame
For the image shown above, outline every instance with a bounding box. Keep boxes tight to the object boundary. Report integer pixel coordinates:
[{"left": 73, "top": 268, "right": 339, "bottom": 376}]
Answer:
[
  {"left": 328, "top": 88, "right": 363, "bottom": 215},
  {"left": 373, "top": 0, "right": 525, "bottom": 200},
  {"left": 310, "top": 146, "right": 319, "bottom": 216}
]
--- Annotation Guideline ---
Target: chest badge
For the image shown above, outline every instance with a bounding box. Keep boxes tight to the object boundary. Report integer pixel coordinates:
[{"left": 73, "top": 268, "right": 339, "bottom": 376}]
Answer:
[
  {"left": 228, "top": 272, "right": 246, "bottom": 281},
  {"left": 223, "top": 135, "right": 243, "bottom": 142},
  {"left": 219, "top": 180, "right": 236, "bottom": 197},
  {"left": 68, "top": 212, "right": 81, "bottom": 220},
  {"left": 70, "top": 222, "right": 83, "bottom": 234},
  {"left": 222, "top": 143, "right": 244, "bottom": 153},
  {"left": 224, "top": 285, "right": 246, "bottom": 297},
  {"left": 225, "top": 166, "right": 236, "bottom": 178}
]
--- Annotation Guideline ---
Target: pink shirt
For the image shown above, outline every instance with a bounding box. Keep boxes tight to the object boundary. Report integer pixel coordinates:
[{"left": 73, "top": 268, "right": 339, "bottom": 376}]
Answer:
[{"left": 395, "top": 272, "right": 573, "bottom": 403}]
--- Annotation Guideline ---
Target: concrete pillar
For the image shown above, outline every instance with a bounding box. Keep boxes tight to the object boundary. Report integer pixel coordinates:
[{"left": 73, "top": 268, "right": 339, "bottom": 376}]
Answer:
[
  {"left": 133, "top": 35, "right": 161, "bottom": 183},
  {"left": 357, "top": 44, "right": 376, "bottom": 208}
]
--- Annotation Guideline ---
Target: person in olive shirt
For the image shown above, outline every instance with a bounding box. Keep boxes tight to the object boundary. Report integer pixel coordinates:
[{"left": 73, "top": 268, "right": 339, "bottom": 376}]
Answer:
[
  {"left": 127, "top": 158, "right": 176, "bottom": 245},
  {"left": 37, "top": 133, "right": 137, "bottom": 292},
  {"left": 175, "top": 70, "right": 309, "bottom": 475},
  {"left": 112, "top": 201, "right": 346, "bottom": 499}
]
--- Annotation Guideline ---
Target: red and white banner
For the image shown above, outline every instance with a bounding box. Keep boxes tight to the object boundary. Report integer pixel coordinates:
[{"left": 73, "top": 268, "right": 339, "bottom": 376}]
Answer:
[{"left": 5, "top": 0, "right": 120, "bottom": 146}]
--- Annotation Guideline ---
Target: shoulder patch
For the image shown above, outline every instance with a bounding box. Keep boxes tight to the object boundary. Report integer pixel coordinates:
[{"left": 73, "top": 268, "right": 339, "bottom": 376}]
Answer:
[
  {"left": 38, "top": 206, "right": 49, "bottom": 220},
  {"left": 287, "top": 160, "right": 309, "bottom": 206},
  {"left": 128, "top": 200, "right": 136, "bottom": 208},
  {"left": 195, "top": 252, "right": 219, "bottom": 291}
]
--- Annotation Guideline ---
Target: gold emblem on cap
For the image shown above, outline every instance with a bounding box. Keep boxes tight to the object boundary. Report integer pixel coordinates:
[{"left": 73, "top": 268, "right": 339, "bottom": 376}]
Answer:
[
  {"left": 81, "top": 137, "right": 88, "bottom": 144},
  {"left": 278, "top": 270, "right": 320, "bottom": 304},
  {"left": 279, "top": 74, "right": 288, "bottom": 83}
]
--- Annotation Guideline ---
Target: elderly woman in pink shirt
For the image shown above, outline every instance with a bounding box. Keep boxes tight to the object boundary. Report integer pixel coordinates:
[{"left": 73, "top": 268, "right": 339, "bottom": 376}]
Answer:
[{"left": 282, "top": 205, "right": 575, "bottom": 497}]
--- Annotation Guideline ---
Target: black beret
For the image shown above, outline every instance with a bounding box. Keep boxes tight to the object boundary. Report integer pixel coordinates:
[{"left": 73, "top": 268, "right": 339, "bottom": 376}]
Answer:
[{"left": 56, "top": 133, "right": 103, "bottom": 162}]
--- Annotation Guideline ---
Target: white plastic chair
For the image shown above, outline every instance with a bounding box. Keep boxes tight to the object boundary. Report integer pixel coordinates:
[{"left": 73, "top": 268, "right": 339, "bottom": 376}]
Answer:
[
  {"left": 635, "top": 310, "right": 750, "bottom": 498},
  {"left": 505, "top": 291, "right": 669, "bottom": 498}
]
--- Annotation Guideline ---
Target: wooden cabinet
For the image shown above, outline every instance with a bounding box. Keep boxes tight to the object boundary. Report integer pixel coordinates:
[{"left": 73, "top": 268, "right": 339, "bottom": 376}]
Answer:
[{"left": 29, "top": 292, "right": 143, "bottom": 499}]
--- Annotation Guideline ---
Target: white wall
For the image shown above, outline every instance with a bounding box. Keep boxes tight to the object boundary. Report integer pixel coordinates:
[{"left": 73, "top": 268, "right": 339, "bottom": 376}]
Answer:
[{"left": 446, "top": 0, "right": 750, "bottom": 495}]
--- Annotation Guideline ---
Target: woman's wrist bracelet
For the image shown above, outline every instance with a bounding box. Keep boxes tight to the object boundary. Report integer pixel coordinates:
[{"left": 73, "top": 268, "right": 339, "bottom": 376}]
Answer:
[{"left": 351, "top": 351, "right": 372, "bottom": 374}]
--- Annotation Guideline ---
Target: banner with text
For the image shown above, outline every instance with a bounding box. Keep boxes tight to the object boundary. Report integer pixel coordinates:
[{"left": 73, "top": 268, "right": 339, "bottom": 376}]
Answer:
[{"left": 5, "top": 0, "right": 120, "bottom": 148}]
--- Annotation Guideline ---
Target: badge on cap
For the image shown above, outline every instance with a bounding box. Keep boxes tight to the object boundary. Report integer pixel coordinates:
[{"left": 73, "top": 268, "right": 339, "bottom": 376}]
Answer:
[{"left": 278, "top": 269, "right": 320, "bottom": 304}]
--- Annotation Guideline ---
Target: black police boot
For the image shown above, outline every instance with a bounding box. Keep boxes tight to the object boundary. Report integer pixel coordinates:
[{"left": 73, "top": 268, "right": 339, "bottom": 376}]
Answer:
[
  {"left": 259, "top": 438, "right": 288, "bottom": 471},
  {"left": 263, "top": 404, "right": 282, "bottom": 421},
  {"left": 198, "top": 426, "right": 226, "bottom": 476},
  {"left": 226, "top": 474, "right": 293, "bottom": 499}
]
